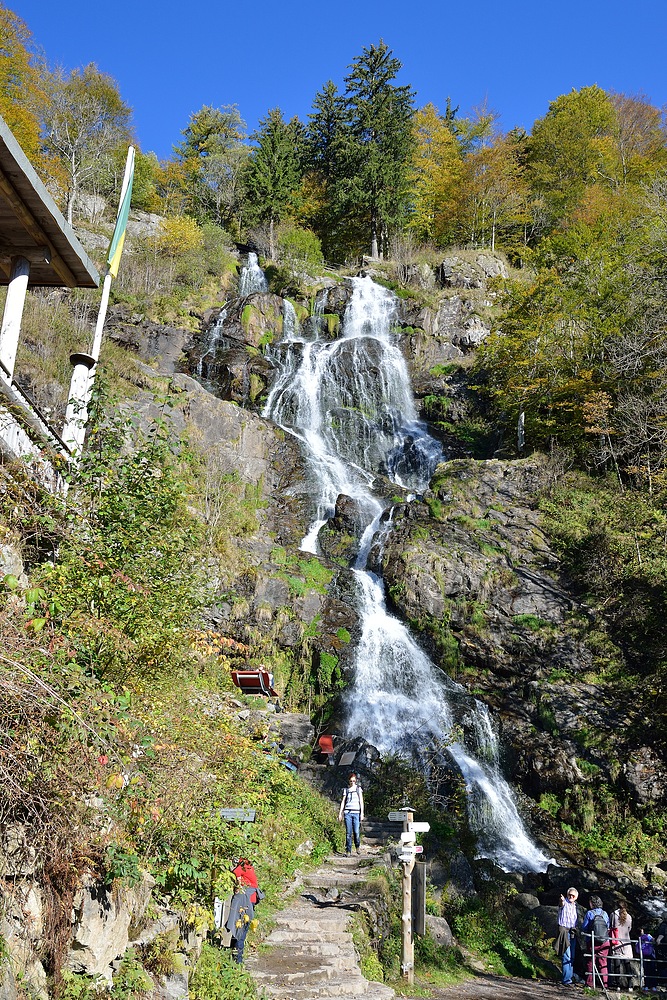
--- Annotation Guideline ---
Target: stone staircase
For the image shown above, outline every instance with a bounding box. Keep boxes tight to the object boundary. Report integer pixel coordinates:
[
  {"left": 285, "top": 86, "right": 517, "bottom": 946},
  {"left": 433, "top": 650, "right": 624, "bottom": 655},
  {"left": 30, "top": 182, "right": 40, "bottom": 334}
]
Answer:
[{"left": 245, "top": 851, "right": 395, "bottom": 1000}]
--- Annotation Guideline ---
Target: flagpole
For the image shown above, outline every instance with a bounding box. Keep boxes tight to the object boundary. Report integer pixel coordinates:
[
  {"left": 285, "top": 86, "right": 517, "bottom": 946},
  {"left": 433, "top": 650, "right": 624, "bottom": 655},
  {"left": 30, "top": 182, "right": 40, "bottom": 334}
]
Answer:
[
  {"left": 62, "top": 145, "right": 135, "bottom": 458},
  {"left": 90, "top": 145, "right": 135, "bottom": 363}
]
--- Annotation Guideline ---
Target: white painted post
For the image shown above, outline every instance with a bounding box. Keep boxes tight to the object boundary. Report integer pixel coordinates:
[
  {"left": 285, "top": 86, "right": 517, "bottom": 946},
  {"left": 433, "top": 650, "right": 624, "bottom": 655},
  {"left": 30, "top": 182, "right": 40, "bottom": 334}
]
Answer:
[
  {"left": 62, "top": 352, "right": 96, "bottom": 454},
  {"left": 401, "top": 808, "right": 415, "bottom": 985},
  {"left": 0, "top": 256, "right": 30, "bottom": 378}
]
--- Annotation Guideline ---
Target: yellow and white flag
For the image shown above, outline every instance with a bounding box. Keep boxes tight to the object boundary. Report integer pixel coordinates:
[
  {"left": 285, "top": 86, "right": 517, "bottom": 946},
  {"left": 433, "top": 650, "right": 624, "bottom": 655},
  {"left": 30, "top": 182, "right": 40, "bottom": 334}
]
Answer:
[{"left": 107, "top": 146, "right": 135, "bottom": 278}]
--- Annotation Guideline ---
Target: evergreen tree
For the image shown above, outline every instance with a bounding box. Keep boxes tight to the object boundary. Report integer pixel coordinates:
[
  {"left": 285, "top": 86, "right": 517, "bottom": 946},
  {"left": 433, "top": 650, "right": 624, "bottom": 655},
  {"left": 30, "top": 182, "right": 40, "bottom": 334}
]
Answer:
[
  {"left": 342, "top": 41, "right": 416, "bottom": 258},
  {"left": 244, "top": 108, "right": 305, "bottom": 259},
  {"left": 304, "top": 80, "right": 358, "bottom": 261}
]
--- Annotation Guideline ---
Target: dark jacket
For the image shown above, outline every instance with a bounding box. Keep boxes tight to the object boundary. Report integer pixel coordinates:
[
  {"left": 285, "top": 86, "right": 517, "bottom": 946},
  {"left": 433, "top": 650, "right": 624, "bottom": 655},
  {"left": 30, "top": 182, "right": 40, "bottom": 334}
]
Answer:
[{"left": 225, "top": 888, "right": 254, "bottom": 936}]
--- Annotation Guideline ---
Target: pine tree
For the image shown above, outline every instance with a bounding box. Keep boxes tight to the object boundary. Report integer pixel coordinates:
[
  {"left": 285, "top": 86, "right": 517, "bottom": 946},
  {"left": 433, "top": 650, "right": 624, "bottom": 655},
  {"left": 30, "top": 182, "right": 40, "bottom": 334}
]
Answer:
[
  {"left": 174, "top": 105, "right": 247, "bottom": 229},
  {"left": 244, "top": 108, "right": 304, "bottom": 259},
  {"left": 343, "top": 41, "right": 416, "bottom": 258},
  {"left": 305, "top": 81, "right": 358, "bottom": 261}
]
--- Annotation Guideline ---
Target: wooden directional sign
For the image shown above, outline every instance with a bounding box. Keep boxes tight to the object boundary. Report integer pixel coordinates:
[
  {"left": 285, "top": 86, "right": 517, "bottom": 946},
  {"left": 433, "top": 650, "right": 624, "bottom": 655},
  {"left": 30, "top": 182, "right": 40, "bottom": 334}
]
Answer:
[
  {"left": 408, "top": 822, "right": 430, "bottom": 833},
  {"left": 388, "top": 810, "right": 410, "bottom": 822},
  {"left": 219, "top": 808, "right": 256, "bottom": 822}
]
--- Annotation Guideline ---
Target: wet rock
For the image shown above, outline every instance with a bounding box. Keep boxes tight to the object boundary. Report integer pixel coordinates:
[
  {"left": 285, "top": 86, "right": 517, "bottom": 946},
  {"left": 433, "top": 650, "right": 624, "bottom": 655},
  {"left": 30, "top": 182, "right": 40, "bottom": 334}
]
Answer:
[{"left": 318, "top": 494, "right": 366, "bottom": 567}]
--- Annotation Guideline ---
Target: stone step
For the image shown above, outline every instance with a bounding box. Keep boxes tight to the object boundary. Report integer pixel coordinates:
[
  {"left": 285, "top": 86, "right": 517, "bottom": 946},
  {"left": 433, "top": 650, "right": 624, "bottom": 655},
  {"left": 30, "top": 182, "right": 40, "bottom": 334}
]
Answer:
[
  {"left": 271, "top": 915, "right": 351, "bottom": 932},
  {"left": 257, "top": 974, "right": 388, "bottom": 998},
  {"left": 264, "top": 930, "right": 351, "bottom": 947}
]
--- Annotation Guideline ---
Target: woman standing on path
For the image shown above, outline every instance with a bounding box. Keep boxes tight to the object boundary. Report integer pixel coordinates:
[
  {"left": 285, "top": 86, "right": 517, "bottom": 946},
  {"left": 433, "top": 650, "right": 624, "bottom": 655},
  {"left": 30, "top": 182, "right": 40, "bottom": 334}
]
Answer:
[
  {"left": 339, "top": 772, "right": 364, "bottom": 855},
  {"left": 610, "top": 902, "right": 637, "bottom": 991}
]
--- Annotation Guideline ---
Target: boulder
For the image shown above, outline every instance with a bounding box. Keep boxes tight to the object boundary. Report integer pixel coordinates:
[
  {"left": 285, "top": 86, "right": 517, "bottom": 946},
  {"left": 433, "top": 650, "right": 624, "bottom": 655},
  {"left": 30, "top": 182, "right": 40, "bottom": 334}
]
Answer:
[
  {"left": 67, "top": 873, "right": 155, "bottom": 979},
  {"left": 425, "top": 914, "right": 454, "bottom": 947}
]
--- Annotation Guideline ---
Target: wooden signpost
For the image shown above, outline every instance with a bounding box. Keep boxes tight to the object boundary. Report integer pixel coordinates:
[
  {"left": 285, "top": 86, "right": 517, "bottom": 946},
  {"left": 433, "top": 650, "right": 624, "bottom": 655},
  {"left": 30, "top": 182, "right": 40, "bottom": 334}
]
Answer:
[{"left": 388, "top": 806, "right": 430, "bottom": 984}]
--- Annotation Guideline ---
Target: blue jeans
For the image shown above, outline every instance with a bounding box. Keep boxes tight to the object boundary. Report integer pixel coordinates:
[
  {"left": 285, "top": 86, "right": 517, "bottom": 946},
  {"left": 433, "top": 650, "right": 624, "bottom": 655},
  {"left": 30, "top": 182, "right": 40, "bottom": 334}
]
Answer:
[
  {"left": 231, "top": 923, "right": 249, "bottom": 964},
  {"left": 344, "top": 811, "right": 360, "bottom": 853},
  {"left": 562, "top": 931, "right": 578, "bottom": 983}
]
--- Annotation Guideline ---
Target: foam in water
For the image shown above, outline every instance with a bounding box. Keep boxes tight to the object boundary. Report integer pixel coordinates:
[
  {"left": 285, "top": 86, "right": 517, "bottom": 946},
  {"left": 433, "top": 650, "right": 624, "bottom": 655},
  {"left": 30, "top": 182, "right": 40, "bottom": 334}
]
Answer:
[
  {"left": 239, "top": 252, "right": 269, "bottom": 296},
  {"left": 264, "top": 275, "right": 552, "bottom": 872}
]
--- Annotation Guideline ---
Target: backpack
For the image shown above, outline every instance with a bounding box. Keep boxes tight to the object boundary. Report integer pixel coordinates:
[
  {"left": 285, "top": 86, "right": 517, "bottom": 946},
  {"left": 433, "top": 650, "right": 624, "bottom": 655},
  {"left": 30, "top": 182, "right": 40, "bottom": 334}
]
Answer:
[{"left": 591, "top": 912, "right": 608, "bottom": 943}]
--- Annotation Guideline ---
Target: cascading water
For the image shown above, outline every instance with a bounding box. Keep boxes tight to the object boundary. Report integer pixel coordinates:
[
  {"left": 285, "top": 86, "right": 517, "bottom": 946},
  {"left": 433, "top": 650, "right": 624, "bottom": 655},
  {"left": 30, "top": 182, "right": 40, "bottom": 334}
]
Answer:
[
  {"left": 239, "top": 252, "right": 269, "bottom": 296},
  {"left": 197, "top": 307, "right": 227, "bottom": 379},
  {"left": 264, "top": 275, "right": 551, "bottom": 872}
]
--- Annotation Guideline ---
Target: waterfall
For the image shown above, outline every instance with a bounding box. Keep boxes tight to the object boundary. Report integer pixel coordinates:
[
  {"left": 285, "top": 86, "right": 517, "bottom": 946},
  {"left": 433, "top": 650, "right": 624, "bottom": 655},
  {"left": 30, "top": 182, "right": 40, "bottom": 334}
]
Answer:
[
  {"left": 197, "top": 307, "right": 227, "bottom": 378},
  {"left": 239, "top": 252, "right": 269, "bottom": 296},
  {"left": 264, "top": 276, "right": 551, "bottom": 872},
  {"left": 283, "top": 300, "right": 300, "bottom": 341}
]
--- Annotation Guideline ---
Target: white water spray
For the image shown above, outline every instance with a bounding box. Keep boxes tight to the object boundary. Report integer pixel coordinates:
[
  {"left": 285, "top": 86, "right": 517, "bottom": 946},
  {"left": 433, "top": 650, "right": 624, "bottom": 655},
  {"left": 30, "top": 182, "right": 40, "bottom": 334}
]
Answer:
[
  {"left": 239, "top": 252, "right": 269, "bottom": 296},
  {"left": 264, "top": 275, "right": 551, "bottom": 871}
]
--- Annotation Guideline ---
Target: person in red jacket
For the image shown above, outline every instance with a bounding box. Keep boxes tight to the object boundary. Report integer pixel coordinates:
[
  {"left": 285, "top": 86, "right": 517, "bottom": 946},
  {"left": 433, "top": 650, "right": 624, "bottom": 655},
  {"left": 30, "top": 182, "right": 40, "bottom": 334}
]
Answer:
[{"left": 232, "top": 858, "right": 262, "bottom": 904}]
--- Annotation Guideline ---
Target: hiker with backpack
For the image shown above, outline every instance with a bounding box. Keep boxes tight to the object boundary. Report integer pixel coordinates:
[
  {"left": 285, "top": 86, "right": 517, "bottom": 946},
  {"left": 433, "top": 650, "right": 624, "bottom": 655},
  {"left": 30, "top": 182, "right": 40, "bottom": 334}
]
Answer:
[
  {"left": 582, "top": 894, "right": 611, "bottom": 989},
  {"left": 338, "top": 772, "right": 364, "bottom": 855}
]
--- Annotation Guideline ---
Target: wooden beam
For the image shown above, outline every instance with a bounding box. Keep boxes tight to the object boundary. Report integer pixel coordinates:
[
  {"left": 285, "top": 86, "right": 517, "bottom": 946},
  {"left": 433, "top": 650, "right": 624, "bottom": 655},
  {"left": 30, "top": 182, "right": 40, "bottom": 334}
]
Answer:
[{"left": 0, "top": 171, "right": 77, "bottom": 287}]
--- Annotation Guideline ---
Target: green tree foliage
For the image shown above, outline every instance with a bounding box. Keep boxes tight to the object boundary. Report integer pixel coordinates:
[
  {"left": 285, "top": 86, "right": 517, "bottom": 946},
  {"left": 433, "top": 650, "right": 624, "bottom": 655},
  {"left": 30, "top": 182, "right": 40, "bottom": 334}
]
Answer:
[
  {"left": 244, "top": 108, "right": 305, "bottom": 258},
  {"left": 303, "top": 80, "right": 352, "bottom": 260},
  {"left": 407, "top": 103, "right": 465, "bottom": 246},
  {"left": 45, "top": 397, "right": 205, "bottom": 680},
  {"left": 175, "top": 104, "right": 248, "bottom": 232},
  {"left": 527, "top": 86, "right": 617, "bottom": 229},
  {"left": 342, "top": 40, "right": 416, "bottom": 258},
  {"left": 0, "top": 4, "right": 44, "bottom": 160},
  {"left": 41, "top": 62, "right": 133, "bottom": 223}
]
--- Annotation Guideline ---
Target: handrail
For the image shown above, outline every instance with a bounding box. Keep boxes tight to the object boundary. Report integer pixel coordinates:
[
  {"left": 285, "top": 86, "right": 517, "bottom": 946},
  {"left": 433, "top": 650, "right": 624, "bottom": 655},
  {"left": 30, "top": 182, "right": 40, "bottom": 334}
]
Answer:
[
  {"left": 583, "top": 930, "right": 667, "bottom": 991},
  {"left": 0, "top": 359, "right": 71, "bottom": 456}
]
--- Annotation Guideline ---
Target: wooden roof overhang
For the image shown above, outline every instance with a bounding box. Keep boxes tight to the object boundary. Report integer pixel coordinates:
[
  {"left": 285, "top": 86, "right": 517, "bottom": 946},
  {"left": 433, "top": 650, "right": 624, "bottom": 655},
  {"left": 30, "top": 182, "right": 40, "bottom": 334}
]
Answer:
[{"left": 0, "top": 116, "right": 99, "bottom": 289}]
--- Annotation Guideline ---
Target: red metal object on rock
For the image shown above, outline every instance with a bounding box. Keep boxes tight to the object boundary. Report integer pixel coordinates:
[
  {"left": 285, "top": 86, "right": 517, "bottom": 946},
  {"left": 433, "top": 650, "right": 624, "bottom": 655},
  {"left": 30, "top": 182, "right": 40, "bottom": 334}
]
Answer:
[{"left": 231, "top": 669, "right": 280, "bottom": 698}]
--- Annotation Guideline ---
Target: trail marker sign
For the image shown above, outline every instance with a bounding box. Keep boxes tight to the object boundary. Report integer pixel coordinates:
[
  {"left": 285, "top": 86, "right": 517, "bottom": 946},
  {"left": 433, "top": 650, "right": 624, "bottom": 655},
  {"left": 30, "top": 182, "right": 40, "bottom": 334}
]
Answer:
[
  {"left": 219, "top": 808, "right": 256, "bottom": 822},
  {"left": 408, "top": 822, "right": 430, "bottom": 833},
  {"left": 388, "top": 810, "right": 408, "bottom": 822}
]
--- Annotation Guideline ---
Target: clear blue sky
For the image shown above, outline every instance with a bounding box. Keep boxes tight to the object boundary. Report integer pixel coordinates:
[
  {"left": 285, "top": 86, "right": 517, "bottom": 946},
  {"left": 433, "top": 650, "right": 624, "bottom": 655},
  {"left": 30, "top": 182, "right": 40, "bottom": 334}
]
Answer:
[{"left": 19, "top": 0, "right": 667, "bottom": 160}]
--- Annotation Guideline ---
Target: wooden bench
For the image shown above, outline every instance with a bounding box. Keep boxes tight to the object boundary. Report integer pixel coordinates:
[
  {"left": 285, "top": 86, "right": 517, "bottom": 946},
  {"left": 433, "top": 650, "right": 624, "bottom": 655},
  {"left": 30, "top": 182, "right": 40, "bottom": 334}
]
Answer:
[{"left": 231, "top": 669, "right": 280, "bottom": 699}]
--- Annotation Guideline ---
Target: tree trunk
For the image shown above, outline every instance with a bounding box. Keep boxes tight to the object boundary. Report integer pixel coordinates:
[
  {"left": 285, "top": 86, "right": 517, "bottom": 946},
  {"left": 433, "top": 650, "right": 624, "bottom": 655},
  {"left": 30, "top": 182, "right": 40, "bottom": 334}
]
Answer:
[{"left": 370, "top": 209, "right": 378, "bottom": 259}]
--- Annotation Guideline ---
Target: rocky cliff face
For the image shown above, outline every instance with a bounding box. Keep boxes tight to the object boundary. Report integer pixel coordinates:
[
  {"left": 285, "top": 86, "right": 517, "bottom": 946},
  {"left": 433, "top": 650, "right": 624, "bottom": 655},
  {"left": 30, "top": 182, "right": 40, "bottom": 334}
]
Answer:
[{"left": 146, "top": 253, "right": 663, "bottom": 849}]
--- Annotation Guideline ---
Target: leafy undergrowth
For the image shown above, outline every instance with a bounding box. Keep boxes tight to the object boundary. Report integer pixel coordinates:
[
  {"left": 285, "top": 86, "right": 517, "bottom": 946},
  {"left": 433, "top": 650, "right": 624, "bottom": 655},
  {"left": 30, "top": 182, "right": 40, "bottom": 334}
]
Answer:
[
  {"left": 0, "top": 389, "right": 341, "bottom": 995},
  {"left": 448, "top": 891, "right": 552, "bottom": 981}
]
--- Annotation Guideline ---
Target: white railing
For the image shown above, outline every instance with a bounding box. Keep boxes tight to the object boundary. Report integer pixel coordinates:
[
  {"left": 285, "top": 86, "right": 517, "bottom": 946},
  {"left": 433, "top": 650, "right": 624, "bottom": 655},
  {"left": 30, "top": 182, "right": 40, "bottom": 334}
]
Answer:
[{"left": 585, "top": 931, "right": 663, "bottom": 992}]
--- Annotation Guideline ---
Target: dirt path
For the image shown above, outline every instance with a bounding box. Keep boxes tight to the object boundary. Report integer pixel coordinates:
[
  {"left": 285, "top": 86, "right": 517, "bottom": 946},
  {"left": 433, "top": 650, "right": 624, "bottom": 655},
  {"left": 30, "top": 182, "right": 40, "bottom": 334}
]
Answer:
[{"left": 415, "top": 974, "right": 583, "bottom": 998}]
